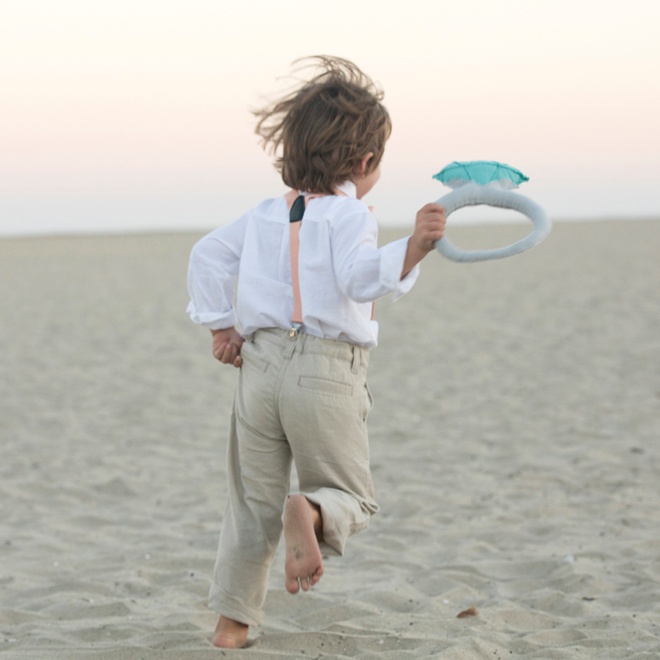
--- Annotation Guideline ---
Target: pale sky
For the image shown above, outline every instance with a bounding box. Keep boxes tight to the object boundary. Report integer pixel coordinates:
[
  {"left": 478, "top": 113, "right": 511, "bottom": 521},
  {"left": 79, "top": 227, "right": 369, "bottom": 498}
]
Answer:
[{"left": 1, "top": 0, "right": 659, "bottom": 236}]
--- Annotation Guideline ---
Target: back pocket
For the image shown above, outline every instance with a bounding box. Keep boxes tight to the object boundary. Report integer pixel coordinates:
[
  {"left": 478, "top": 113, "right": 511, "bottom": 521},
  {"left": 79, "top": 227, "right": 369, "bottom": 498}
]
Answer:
[{"left": 298, "top": 376, "right": 353, "bottom": 396}]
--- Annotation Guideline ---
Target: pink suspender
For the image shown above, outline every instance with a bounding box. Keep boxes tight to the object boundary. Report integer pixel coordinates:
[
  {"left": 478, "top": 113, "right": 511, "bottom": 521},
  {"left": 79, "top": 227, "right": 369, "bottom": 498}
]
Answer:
[
  {"left": 285, "top": 190, "right": 305, "bottom": 330},
  {"left": 286, "top": 190, "right": 320, "bottom": 336}
]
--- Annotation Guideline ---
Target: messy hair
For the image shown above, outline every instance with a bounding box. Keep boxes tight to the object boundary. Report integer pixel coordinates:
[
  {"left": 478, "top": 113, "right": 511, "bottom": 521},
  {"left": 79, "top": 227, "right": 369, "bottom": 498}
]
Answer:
[{"left": 254, "top": 56, "right": 392, "bottom": 194}]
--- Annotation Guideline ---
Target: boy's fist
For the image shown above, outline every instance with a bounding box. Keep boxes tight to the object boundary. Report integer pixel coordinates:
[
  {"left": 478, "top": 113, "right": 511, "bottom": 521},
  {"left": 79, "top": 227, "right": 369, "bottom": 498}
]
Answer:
[
  {"left": 211, "top": 327, "right": 244, "bottom": 368},
  {"left": 412, "top": 203, "right": 446, "bottom": 254}
]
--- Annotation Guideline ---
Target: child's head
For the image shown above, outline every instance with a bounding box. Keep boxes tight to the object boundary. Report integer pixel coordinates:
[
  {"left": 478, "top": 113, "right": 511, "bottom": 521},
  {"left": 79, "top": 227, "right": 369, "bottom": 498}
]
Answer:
[{"left": 254, "top": 56, "right": 392, "bottom": 195}]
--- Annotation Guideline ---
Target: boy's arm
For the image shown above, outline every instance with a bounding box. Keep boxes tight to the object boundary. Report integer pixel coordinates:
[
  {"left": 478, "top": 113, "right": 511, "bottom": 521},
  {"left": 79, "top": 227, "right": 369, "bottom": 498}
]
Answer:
[
  {"left": 401, "top": 203, "right": 446, "bottom": 279},
  {"left": 331, "top": 201, "right": 445, "bottom": 303},
  {"left": 187, "top": 213, "right": 249, "bottom": 368},
  {"left": 211, "top": 327, "right": 244, "bottom": 368}
]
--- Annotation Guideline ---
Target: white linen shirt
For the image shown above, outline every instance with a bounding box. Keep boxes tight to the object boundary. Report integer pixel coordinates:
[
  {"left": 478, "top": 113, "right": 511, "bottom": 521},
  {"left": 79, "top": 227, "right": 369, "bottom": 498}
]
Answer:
[{"left": 186, "top": 181, "right": 419, "bottom": 348}]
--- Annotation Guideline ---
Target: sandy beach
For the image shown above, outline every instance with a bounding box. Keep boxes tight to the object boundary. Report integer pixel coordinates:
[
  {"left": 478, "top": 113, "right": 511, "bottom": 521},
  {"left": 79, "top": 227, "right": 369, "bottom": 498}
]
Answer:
[{"left": 1, "top": 219, "right": 659, "bottom": 659}]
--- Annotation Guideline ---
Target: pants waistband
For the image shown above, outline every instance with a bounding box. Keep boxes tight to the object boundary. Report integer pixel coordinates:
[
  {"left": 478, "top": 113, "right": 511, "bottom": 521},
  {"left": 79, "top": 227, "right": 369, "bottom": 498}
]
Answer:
[{"left": 248, "top": 327, "right": 369, "bottom": 371}]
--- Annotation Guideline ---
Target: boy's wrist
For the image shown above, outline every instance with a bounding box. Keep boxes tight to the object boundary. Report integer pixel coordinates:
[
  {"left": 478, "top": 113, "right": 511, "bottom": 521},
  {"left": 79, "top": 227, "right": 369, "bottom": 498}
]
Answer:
[{"left": 211, "top": 326, "right": 233, "bottom": 335}]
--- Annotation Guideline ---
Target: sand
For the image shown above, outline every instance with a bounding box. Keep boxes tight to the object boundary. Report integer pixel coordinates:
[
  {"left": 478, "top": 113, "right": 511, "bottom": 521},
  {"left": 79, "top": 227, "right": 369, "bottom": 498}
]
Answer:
[{"left": 1, "top": 220, "right": 659, "bottom": 659}]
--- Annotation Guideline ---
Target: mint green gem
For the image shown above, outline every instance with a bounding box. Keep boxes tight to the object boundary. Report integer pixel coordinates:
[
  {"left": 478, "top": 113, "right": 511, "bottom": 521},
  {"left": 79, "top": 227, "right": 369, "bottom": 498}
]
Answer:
[{"left": 433, "top": 161, "right": 529, "bottom": 189}]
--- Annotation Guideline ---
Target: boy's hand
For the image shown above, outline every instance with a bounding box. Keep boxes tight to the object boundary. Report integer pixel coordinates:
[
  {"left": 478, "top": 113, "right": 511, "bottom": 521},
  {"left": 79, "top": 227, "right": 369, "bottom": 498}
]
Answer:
[
  {"left": 211, "top": 327, "right": 244, "bottom": 368},
  {"left": 401, "top": 203, "right": 446, "bottom": 278},
  {"left": 412, "top": 203, "right": 446, "bottom": 253}
]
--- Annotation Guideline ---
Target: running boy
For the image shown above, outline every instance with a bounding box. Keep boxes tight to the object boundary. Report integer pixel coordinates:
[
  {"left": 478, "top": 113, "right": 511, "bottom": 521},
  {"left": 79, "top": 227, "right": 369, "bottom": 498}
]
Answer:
[{"left": 187, "top": 56, "right": 445, "bottom": 648}]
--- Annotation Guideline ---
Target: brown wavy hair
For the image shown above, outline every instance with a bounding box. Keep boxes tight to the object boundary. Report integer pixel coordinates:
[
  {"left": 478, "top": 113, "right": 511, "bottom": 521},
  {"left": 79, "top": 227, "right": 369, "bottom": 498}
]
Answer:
[{"left": 254, "top": 56, "right": 392, "bottom": 194}]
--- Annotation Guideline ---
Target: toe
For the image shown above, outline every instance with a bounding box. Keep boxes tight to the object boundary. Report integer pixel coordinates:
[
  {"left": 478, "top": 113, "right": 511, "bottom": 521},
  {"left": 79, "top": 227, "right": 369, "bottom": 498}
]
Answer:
[{"left": 286, "top": 575, "right": 300, "bottom": 594}]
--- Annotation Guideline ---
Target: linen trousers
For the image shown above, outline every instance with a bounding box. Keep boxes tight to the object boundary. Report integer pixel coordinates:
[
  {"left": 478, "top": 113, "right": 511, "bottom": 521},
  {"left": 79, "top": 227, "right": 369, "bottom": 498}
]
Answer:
[{"left": 208, "top": 328, "right": 379, "bottom": 626}]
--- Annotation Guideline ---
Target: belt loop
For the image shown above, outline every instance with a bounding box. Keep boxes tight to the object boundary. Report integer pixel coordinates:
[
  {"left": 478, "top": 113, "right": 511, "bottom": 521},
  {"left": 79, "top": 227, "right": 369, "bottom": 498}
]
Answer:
[{"left": 350, "top": 345, "right": 359, "bottom": 374}]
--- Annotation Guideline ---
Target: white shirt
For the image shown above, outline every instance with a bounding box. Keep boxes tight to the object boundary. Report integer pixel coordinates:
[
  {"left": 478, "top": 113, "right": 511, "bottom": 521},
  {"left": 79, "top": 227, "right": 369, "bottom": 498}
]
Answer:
[{"left": 186, "top": 181, "right": 419, "bottom": 348}]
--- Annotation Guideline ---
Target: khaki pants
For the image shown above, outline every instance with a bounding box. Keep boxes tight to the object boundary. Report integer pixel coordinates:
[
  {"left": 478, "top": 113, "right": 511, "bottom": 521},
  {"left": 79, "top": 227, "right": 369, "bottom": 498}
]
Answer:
[{"left": 208, "top": 328, "right": 379, "bottom": 626}]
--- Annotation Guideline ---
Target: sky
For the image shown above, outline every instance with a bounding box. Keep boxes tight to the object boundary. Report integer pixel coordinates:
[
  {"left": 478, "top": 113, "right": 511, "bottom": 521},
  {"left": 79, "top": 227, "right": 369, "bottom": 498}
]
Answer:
[{"left": 1, "top": 0, "right": 659, "bottom": 236}]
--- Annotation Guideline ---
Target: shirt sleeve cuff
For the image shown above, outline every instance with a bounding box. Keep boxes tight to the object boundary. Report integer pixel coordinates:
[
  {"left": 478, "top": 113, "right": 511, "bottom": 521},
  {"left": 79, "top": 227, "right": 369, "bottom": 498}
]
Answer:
[
  {"left": 186, "top": 302, "right": 237, "bottom": 330},
  {"left": 379, "top": 236, "right": 420, "bottom": 300}
]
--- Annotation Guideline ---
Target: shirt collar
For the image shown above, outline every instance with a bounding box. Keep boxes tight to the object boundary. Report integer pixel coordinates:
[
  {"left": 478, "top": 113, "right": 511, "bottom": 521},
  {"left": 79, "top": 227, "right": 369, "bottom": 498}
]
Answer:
[
  {"left": 301, "top": 181, "right": 357, "bottom": 199},
  {"left": 336, "top": 180, "right": 357, "bottom": 198}
]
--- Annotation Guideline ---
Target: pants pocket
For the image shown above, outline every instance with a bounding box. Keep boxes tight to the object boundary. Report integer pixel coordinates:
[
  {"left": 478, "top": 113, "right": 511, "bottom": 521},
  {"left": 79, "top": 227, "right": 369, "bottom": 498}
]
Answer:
[{"left": 297, "top": 375, "right": 353, "bottom": 397}]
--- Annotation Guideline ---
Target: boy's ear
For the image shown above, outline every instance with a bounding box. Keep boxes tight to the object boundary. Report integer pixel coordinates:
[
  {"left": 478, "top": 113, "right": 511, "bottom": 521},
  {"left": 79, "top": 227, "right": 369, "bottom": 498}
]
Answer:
[{"left": 356, "top": 152, "right": 374, "bottom": 176}]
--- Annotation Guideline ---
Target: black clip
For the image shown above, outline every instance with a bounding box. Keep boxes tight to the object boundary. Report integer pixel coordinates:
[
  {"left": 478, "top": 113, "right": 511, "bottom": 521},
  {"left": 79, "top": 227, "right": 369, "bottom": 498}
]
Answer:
[{"left": 289, "top": 195, "right": 305, "bottom": 223}]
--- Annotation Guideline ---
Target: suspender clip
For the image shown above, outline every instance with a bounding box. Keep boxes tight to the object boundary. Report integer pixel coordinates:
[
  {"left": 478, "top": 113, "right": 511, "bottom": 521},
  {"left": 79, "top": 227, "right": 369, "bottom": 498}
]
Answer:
[{"left": 289, "top": 322, "right": 302, "bottom": 339}]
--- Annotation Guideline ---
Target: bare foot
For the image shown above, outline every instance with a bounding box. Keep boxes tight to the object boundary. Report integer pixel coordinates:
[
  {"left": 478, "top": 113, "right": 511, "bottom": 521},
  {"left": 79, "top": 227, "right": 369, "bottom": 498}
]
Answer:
[
  {"left": 211, "top": 616, "right": 249, "bottom": 649},
  {"left": 284, "top": 495, "right": 324, "bottom": 594}
]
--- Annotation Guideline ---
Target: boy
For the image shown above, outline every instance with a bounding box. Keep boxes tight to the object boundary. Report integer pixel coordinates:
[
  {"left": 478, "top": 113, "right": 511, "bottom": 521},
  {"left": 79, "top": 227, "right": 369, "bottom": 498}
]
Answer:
[{"left": 187, "top": 55, "right": 445, "bottom": 648}]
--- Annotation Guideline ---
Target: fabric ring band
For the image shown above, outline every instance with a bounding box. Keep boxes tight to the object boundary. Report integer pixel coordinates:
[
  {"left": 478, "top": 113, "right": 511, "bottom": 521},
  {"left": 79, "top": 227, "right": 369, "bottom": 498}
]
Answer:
[{"left": 434, "top": 182, "right": 552, "bottom": 263}]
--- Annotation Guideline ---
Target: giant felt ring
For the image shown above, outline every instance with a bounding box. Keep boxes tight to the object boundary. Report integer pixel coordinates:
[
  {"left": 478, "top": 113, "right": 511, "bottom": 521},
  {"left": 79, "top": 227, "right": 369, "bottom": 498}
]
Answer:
[{"left": 434, "top": 182, "right": 551, "bottom": 263}]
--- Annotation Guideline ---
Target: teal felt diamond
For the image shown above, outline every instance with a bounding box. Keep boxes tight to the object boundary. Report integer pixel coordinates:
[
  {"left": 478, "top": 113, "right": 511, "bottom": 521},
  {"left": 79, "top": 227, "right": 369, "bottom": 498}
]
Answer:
[{"left": 433, "top": 161, "right": 529, "bottom": 190}]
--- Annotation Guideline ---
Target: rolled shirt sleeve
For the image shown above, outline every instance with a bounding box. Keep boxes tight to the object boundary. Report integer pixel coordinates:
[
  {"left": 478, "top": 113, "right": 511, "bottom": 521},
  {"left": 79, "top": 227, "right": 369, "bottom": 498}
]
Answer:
[
  {"left": 378, "top": 236, "right": 419, "bottom": 300},
  {"left": 186, "top": 215, "right": 246, "bottom": 329}
]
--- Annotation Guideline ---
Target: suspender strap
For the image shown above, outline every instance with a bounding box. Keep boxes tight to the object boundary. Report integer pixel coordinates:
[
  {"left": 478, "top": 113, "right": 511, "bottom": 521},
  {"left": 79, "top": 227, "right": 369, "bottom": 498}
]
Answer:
[{"left": 287, "top": 192, "right": 306, "bottom": 328}]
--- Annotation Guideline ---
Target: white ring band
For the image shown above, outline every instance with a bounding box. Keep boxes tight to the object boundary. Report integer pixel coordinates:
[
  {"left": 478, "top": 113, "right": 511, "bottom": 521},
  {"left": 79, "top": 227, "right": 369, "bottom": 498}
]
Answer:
[{"left": 434, "top": 182, "right": 551, "bottom": 262}]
